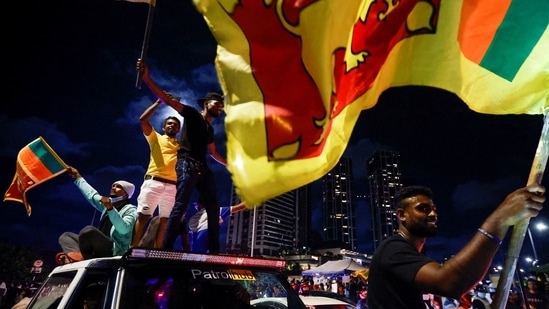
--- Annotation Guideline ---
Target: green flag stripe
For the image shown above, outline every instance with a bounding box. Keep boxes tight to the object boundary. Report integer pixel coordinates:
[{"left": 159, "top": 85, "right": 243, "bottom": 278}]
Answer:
[
  {"left": 29, "top": 139, "right": 65, "bottom": 174},
  {"left": 481, "top": 0, "right": 548, "bottom": 81}
]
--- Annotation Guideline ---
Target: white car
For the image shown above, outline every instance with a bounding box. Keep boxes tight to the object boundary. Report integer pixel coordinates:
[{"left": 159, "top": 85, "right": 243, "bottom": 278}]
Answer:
[
  {"left": 28, "top": 248, "right": 307, "bottom": 309},
  {"left": 251, "top": 295, "right": 357, "bottom": 309}
]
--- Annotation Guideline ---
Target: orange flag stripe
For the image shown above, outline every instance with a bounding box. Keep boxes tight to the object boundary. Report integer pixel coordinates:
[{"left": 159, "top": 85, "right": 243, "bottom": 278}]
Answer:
[
  {"left": 17, "top": 146, "right": 56, "bottom": 183},
  {"left": 458, "top": 0, "right": 511, "bottom": 64}
]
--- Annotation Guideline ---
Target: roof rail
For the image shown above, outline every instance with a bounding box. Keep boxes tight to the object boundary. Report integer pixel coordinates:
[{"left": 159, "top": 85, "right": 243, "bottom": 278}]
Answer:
[{"left": 124, "top": 248, "right": 287, "bottom": 269}]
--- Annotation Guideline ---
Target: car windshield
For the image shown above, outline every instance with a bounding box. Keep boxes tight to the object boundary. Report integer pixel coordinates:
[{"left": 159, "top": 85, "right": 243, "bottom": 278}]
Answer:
[
  {"left": 120, "top": 265, "right": 302, "bottom": 309},
  {"left": 29, "top": 272, "right": 75, "bottom": 309}
]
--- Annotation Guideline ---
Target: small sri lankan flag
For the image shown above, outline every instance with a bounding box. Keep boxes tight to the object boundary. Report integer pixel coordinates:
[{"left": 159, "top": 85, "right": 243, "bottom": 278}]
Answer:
[{"left": 3, "top": 137, "right": 68, "bottom": 216}]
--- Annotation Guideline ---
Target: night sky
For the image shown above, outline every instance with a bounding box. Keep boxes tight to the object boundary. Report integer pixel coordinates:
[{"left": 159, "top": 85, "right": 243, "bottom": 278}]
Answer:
[{"left": 2, "top": 0, "right": 548, "bottom": 271}]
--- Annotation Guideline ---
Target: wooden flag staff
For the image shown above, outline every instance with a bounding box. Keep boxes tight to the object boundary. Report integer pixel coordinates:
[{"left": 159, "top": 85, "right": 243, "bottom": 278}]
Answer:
[
  {"left": 135, "top": 0, "right": 156, "bottom": 89},
  {"left": 492, "top": 109, "right": 549, "bottom": 309}
]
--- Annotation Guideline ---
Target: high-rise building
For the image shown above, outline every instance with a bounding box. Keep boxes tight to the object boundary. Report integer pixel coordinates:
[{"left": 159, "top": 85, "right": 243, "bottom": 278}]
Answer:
[
  {"left": 225, "top": 186, "right": 311, "bottom": 256},
  {"left": 321, "top": 157, "right": 356, "bottom": 250},
  {"left": 367, "top": 150, "right": 402, "bottom": 250},
  {"left": 296, "top": 185, "right": 312, "bottom": 249}
]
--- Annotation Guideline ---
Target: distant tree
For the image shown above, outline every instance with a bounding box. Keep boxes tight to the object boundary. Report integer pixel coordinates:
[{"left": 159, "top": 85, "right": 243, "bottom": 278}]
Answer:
[
  {"left": 295, "top": 246, "right": 312, "bottom": 255},
  {"left": 283, "top": 261, "right": 302, "bottom": 276},
  {"left": 0, "top": 241, "right": 51, "bottom": 284},
  {"left": 278, "top": 246, "right": 292, "bottom": 257}
]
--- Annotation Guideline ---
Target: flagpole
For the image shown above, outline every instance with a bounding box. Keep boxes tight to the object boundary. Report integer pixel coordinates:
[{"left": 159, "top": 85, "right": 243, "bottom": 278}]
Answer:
[
  {"left": 492, "top": 110, "right": 549, "bottom": 309},
  {"left": 135, "top": 0, "right": 156, "bottom": 89},
  {"left": 250, "top": 205, "right": 257, "bottom": 257},
  {"left": 91, "top": 209, "right": 97, "bottom": 226}
]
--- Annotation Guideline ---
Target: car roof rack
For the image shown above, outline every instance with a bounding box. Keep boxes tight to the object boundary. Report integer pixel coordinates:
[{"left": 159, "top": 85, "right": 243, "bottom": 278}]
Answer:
[{"left": 123, "top": 248, "right": 287, "bottom": 270}]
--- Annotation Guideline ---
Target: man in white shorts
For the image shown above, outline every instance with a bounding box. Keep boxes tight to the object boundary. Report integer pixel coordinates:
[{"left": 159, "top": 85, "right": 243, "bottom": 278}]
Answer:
[{"left": 132, "top": 99, "right": 180, "bottom": 248}]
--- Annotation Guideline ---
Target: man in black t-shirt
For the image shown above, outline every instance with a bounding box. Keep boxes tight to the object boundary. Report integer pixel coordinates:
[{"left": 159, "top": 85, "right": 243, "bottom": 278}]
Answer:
[
  {"left": 137, "top": 59, "right": 227, "bottom": 253},
  {"left": 525, "top": 276, "right": 549, "bottom": 309},
  {"left": 368, "top": 184, "right": 545, "bottom": 308}
]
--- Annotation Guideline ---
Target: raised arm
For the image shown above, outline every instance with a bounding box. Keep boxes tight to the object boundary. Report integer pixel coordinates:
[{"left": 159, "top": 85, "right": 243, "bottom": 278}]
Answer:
[
  {"left": 67, "top": 165, "right": 107, "bottom": 212},
  {"left": 139, "top": 99, "right": 161, "bottom": 136},
  {"left": 136, "top": 58, "right": 184, "bottom": 113},
  {"left": 230, "top": 202, "right": 247, "bottom": 214},
  {"left": 414, "top": 184, "right": 545, "bottom": 299}
]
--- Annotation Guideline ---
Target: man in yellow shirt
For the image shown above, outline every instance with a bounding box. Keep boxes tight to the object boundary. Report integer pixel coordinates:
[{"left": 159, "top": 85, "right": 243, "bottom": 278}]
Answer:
[{"left": 132, "top": 99, "right": 180, "bottom": 248}]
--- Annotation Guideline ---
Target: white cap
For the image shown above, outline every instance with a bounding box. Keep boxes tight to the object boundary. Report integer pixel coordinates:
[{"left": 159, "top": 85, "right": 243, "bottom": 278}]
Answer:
[{"left": 112, "top": 180, "right": 135, "bottom": 199}]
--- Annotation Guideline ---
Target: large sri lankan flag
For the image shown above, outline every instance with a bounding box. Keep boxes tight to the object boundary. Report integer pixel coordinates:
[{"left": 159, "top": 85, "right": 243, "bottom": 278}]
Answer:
[
  {"left": 3, "top": 137, "right": 68, "bottom": 216},
  {"left": 193, "top": 0, "right": 548, "bottom": 206}
]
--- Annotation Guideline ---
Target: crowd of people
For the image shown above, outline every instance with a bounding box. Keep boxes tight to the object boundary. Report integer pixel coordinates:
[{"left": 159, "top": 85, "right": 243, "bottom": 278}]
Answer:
[
  {"left": 4, "top": 58, "right": 240, "bottom": 309},
  {"left": 7, "top": 163, "right": 549, "bottom": 309},
  {"left": 428, "top": 275, "right": 549, "bottom": 309},
  {"left": 54, "top": 57, "right": 234, "bottom": 265},
  {"left": 14, "top": 54, "right": 547, "bottom": 309},
  {"left": 289, "top": 272, "right": 549, "bottom": 309},
  {"left": 0, "top": 280, "right": 39, "bottom": 309},
  {"left": 289, "top": 276, "right": 368, "bottom": 306},
  {"left": 136, "top": 59, "right": 227, "bottom": 253}
]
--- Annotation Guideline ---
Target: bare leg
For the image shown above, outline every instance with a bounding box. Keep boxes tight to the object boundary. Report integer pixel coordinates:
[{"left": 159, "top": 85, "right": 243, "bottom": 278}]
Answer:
[
  {"left": 132, "top": 213, "right": 152, "bottom": 247},
  {"left": 155, "top": 217, "right": 168, "bottom": 248}
]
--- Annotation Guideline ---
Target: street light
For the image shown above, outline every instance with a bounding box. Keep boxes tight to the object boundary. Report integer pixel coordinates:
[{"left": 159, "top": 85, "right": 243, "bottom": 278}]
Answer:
[{"left": 534, "top": 222, "right": 548, "bottom": 231}]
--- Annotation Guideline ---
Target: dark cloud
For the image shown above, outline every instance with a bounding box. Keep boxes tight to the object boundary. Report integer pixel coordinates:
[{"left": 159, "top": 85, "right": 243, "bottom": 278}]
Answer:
[
  {"left": 0, "top": 116, "right": 89, "bottom": 158},
  {"left": 451, "top": 178, "right": 525, "bottom": 214}
]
